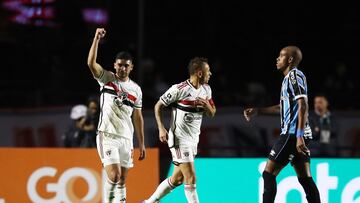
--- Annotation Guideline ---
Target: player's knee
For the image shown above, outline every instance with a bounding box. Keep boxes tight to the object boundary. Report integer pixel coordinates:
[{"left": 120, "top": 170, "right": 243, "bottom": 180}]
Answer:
[
  {"left": 175, "top": 175, "right": 184, "bottom": 186},
  {"left": 183, "top": 173, "right": 196, "bottom": 184},
  {"left": 118, "top": 174, "right": 126, "bottom": 185},
  {"left": 107, "top": 170, "right": 121, "bottom": 183},
  {"left": 170, "top": 174, "right": 184, "bottom": 186}
]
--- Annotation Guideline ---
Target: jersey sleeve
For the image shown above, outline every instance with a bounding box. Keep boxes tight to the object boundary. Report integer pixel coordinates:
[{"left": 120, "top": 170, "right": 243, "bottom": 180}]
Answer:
[
  {"left": 95, "top": 69, "right": 115, "bottom": 86},
  {"left": 160, "top": 84, "right": 180, "bottom": 106},
  {"left": 289, "top": 70, "right": 307, "bottom": 100},
  {"left": 133, "top": 86, "right": 143, "bottom": 109},
  {"left": 205, "top": 85, "right": 215, "bottom": 107}
]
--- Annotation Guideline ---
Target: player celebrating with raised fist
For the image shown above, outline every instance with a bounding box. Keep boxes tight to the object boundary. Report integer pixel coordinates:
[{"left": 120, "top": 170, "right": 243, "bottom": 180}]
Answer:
[{"left": 87, "top": 28, "right": 146, "bottom": 203}]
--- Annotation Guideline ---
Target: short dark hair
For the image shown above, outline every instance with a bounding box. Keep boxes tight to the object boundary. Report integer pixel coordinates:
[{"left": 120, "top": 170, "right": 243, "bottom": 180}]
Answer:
[
  {"left": 314, "top": 93, "right": 329, "bottom": 102},
  {"left": 187, "top": 57, "right": 208, "bottom": 75},
  {"left": 314, "top": 93, "right": 327, "bottom": 98},
  {"left": 87, "top": 94, "right": 99, "bottom": 106},
  {"left": 115, "top": 51, "right": 133, "bottom": 62},
  {"left": 285, "top": 46, "right": 302, "bottom": 67}
]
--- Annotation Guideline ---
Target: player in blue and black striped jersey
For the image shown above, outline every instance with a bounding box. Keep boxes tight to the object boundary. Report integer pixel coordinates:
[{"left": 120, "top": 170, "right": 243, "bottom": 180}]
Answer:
[{"left": 244, "top": 46, "right": 320, "bottom": 203}]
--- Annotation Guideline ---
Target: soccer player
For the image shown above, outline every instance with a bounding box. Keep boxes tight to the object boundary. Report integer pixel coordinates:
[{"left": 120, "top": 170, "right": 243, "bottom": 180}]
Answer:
[
  {"left": 87, "top": 28, "right": 146, "bottom": 203},
  {"left": 142, "top": 57, "right": 216, "bottom": 203},
  {"left": 243, "top": 46, "right": 321, "bottom": 203}
]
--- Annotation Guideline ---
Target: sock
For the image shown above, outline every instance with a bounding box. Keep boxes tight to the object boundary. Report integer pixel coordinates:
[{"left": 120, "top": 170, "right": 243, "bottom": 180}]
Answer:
[
  {"left": 104, "top": 178, "right": 118, "bottom": 203},
  {"left": 118, "top": 185, "right": 126, "bottom": 203},
  {"left": 262, "top": 171, "right": 277, "bottom": 203},
  {"left": 184, "top": 184, "right": 199, "bottom": 203},
  {"left": 145, "top": 177, "right": 176, "bottom": 203},
  {"left": 298, "top": 177, "right": 321, "bottom": 203}
]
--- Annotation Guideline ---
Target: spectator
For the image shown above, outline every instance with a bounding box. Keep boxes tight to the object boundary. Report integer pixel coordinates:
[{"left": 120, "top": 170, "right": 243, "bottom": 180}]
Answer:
[
  {"left": 80, "top": 96, "right": 100, "bottom": 148},
  {"left": 309, "top": 95, "right": 338, "bottom": 157},
  {"left": 62, "top": 104, "right": 87, "bottom": 147}
]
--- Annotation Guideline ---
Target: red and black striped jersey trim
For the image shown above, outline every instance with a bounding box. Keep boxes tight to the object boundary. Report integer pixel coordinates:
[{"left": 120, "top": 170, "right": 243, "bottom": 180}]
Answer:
[{"left": 171, "top": 103, "right": 204, "bottom": 113}]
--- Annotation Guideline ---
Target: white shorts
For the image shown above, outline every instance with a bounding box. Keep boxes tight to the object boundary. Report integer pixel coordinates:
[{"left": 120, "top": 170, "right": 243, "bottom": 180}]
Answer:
[
  {"left": 96, "top": 132, "right": 134, "bottom": 168},
  {"left": 170, "top": 145, "right": 197, "bottom": 165}
]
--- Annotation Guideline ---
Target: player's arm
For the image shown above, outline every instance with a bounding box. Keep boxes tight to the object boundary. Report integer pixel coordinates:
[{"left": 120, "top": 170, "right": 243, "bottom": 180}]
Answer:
[
  {"left": 87, "top": 28, "right": 106, "bottom": 78},
  {"left": 132, "top": 108, "right": 146, "bottom": 160},
  {"left": 154, "top": 100, "right": 169, "bottom": 143},
  {"left": 295, "top": 98, "right": 310, "bottom": 155},
  {"left": 243, "top": 104, "right": 280, "bottom": 122}
]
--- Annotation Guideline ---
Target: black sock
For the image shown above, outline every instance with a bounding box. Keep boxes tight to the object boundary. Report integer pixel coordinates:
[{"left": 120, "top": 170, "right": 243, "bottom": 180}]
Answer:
[
  {"left": 298, "top": 177, "right": 321, "bottom": 203},
  {"left": 262, "top": 171, "right": 277, "bottom": 203}
]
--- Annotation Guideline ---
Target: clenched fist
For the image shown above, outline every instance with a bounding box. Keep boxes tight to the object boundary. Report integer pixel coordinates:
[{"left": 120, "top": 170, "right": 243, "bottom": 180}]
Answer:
[{"left": 95, "top": 28, "right": 106, "bottom": 40}]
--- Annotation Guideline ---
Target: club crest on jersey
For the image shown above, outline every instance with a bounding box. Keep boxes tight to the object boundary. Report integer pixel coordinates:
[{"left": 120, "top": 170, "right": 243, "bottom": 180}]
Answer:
[
  {"left": 114, "top": 97, "right": 124, "bottom": 107},
  {"left": 114, "top": 91, "right": 128, "bottom": 107}
]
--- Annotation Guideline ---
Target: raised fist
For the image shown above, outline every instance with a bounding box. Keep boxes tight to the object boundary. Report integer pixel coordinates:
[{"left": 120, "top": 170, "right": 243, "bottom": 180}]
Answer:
[{"left": 95, "top": 28, "right": 106, "bottom": 39}]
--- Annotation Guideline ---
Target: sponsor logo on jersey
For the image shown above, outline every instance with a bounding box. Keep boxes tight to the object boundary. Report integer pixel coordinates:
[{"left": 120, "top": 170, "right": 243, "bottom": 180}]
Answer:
[
  {"left": 162, "top": 93, "right": 172, "bottom": 104},
  {"left": 184, "top": 113, "right": 195, "bottom": 123},
  {"left": 290, "top": 71, "right": 297, "bottom": 85},
  {"left": 183, "top": 113, "right": 202, "bottom": 123}
]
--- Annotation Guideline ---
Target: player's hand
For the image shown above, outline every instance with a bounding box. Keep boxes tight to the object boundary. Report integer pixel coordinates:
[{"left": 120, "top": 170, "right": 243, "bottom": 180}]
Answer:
[
  {"left": 138, "top": 145, "right": 146, "bottom": 161},
  {"left": 296, "top": 137, "right": 310, "bottom": 156},
  {"left": 159, "top": 127, "right": 168, "bottom": 144},
  {"left": 195, "top": 97, "right": 209, "bottom": 108},
  {"left": 243, "top": 108, "right": 257, "bottom": 122},
  {"left": 95, "top": 28, "right": 106, "bottom": 40},
  {"left": 195, "top": 97, "right": 215, "bottom": 117}
]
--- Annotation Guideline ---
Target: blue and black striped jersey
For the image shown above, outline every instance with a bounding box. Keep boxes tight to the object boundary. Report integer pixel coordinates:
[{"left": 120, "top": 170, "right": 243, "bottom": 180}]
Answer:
[{"left": 280, "top": 68, "right": 312, "bottom": 137}]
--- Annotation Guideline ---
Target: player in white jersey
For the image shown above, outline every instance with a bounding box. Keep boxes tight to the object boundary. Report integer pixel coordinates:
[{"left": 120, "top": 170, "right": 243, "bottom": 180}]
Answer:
[
  {"left": 87, "top": 28, "right": 146, "bottom": 203},
  {"left": 142, "top": 57, "right": 216, "bottom": 203}
]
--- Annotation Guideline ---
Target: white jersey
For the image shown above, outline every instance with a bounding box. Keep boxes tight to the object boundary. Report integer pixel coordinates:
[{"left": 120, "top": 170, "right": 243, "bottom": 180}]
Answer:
[
  {"left": 160, "top": 80, "right": 214, "bottom": 147},
  {"left": 95, "top": 69, "right": 142, "bottom": 139}
]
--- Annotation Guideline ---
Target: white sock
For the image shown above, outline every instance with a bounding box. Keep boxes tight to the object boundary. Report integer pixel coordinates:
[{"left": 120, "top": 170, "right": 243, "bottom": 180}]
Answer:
[
  {"left": 104, "top": 178, "right": 118, "bottom": 203},
  {"left": 145, "top": 177, "right": 176, "bottom": 203},
  {"left": 184, "top": 184, "right": 199, "bottom": 203},
  {"left": 118, "top": 185, "right": 126, "bottom": 202}
]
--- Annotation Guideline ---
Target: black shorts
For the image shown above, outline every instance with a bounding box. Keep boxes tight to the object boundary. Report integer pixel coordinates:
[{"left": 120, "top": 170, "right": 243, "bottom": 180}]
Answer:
[{"left": 268, "top": 134, "right": 310, "bottom": 166}]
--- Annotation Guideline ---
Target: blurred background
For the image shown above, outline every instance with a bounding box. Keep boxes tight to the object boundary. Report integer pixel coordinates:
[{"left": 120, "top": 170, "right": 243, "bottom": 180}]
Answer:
[
  {"left": 1, "top": 0, "right": 360, "bottom": 109},
  {"left": 1, "top": 0, "right": 360, "bottom": 158},
  {"left": 1, "top": 1, "right": 360, "bottom": 202}
]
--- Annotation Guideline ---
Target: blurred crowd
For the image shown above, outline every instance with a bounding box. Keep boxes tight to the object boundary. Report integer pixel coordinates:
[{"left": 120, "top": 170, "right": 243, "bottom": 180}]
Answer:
[
  {"left": 62, "top": 95, "right": 99, "bottom": 148},
  {"left": 1, "top": 2, "right": 360, "bottom": 110}
]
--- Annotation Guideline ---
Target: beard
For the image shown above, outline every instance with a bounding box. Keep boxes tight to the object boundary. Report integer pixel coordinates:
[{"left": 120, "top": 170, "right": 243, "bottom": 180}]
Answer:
[
  {"left": 116, "top": 71, "right": 127, "bottom": 79},
  {"left": 200, "top": 78, "right": 209, "bottom": 85}
]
